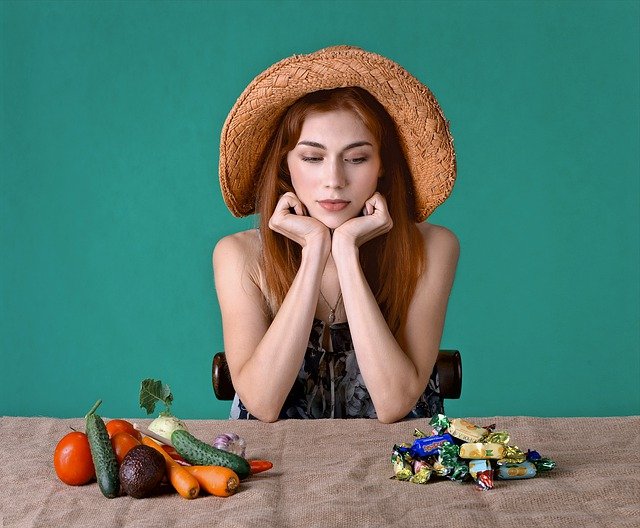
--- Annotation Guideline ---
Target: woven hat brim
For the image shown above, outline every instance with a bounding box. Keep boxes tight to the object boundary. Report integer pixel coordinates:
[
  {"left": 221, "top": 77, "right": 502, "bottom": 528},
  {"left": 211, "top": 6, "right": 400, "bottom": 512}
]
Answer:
[{"left": 219, "top": 46, "right": 456, "bottom": 222}]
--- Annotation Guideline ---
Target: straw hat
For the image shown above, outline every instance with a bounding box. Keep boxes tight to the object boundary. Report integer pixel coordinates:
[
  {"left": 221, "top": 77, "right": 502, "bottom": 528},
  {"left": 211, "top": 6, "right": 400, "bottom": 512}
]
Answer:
[{"left": 219, "top": 45, "right": 456, "bottom": 222}]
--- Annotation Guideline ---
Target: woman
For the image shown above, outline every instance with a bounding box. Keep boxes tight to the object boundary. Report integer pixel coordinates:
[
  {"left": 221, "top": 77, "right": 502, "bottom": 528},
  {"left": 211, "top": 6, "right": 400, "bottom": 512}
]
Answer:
[{"left": 214, "top": 46, "right": 459, "bottom": 423}]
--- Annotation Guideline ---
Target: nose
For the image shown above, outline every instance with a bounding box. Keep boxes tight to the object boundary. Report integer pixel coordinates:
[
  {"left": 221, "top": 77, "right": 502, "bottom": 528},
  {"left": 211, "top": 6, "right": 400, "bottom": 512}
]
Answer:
[{"left": 324, "top": 158, "right": 346, "bottom": 189}]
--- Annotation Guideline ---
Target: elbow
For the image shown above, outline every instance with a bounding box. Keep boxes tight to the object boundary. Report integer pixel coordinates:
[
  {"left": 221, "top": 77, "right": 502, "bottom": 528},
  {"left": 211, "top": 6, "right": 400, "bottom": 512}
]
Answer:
[
  {"left": 376, "top": 412, "right": 402, "bottom": 424},
  {"left": 252, "top": 410, "right": 280, "bottom": 423},
  {"left": 375, "top": 402, "right": 410, "bottom": 424},
  {"left": 375, "top": 390, "right": 424, "bottom": 424},
  {"left": 237, "top": 401, "right": 281, "bottom": 423},
  {"left": 234, "top": 389, "right": 282, "bottom": 423}
]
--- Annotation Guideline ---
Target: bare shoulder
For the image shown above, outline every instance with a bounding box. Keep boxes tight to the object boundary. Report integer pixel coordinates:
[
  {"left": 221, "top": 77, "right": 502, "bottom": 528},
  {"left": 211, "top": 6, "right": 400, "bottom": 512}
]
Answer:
[
  {"left": 213, "top": 229, "right": 261, "bottom": 265},
  {"left": 417, "top": 222, "right": 460, "bottom": 260},
  {"left": 409, "top": 222, "right": 459, "bottom": 306},
  {"left": 212, "top": 229, "right": 264, "bottom": 288}
]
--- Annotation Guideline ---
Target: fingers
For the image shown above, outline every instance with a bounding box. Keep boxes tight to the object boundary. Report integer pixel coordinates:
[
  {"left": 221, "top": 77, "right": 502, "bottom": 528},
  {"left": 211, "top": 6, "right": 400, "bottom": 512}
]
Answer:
[
  {"left": 275, "top": 192, "right": 305, "bottom": 216},
  {"left": 269, "top": 193, "right": 329, "bottom": 248},
  {"left": 335, "top": 193, "right": 393, "bottom": 248},
  {"left": 364, "top": 193, "right": 392, "bottom": 233},
  {"left": 362, "top": 192, "right": 386, "bottom": 216}
]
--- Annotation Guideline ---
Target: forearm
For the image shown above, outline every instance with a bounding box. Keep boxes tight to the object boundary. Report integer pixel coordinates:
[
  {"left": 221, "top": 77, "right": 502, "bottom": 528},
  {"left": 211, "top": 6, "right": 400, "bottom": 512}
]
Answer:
[
  {"left": 234, "top": 242, "right": 330, "bottom": 421},
  {"left": 334, "top": 245, "right": 427, "bottom": 423}
]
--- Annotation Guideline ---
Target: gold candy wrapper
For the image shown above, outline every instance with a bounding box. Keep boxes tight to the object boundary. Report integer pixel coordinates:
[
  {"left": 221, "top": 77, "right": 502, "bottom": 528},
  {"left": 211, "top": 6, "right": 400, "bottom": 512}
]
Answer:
[
  {"left": 459, "top": 442, "right": 506, "bottom": 460},
  {"left": 447, "top": 418, "right": 488, "bottom": 443},
  {"left": 392, "top": 468, "right": 414, "bottom": 481},
  {"left": 409, "top": 467, "right": 432, "bottom": 484},
  {"left": 484, "top": 431, "right": 510, "bottom": 444},
  {"left": 498, "top": 445, "right": 527, "bottom": 464}
]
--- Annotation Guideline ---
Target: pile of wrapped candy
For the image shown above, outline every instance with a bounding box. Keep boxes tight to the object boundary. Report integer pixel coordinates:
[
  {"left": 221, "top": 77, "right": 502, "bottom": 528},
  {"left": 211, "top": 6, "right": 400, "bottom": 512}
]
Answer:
[{"left": 391, "top": 414, "right": 556, "bottom": 490}]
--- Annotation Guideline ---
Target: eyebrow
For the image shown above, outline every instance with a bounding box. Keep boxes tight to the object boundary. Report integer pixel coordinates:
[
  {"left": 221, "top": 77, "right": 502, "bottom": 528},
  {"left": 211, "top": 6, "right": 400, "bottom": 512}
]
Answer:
[{"left": 296, "top": 140, "right": 374, "bottom": 150}]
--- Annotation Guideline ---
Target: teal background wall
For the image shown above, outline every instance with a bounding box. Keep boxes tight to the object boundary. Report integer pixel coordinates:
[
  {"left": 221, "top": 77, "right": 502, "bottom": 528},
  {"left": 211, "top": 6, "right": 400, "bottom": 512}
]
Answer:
[{"left": 1, "top": 1, "right": 638, "bottom": 420}]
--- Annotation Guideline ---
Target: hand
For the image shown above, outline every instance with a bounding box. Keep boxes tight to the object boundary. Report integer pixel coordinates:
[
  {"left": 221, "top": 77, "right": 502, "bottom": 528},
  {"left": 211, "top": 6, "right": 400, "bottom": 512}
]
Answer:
[
  {"left": 268, "top": 192, "right": 331, "bottom": 249},
  {"left": 332, "top": 192, "right": 393, "bottom": 252}
]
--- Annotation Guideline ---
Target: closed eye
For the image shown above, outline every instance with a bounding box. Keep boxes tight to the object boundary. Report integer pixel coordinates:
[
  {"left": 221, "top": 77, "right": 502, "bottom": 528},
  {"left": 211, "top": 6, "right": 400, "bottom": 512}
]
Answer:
[
  {"left": 302, "top": 156, "right": 323, "bottom": 163},
  {"left": 346, "top": 157, "right": 368, "bottom": 164}
]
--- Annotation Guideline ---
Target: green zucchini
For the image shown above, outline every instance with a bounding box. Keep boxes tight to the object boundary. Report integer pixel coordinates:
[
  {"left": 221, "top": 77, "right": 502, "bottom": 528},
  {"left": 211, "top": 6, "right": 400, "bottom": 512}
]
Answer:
[
  {"left": 171, "top": 429, "right": 251, "bottom": 479},
  {"left": 85, "top": 400, "right": 120, "bottom": 498}
]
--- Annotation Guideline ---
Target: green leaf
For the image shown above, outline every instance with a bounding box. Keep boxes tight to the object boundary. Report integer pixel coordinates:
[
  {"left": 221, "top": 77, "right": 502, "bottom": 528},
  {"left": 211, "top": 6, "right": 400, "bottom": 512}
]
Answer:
[{"left": 139, "top": 378, "right": 173, "bottom": 415}]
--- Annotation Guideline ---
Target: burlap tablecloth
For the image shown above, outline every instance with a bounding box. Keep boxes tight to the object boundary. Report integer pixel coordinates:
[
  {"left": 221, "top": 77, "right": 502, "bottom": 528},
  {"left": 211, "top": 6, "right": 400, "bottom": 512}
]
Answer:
[{"left": 1, "top": 416, "right": 639, "bottom": 527}]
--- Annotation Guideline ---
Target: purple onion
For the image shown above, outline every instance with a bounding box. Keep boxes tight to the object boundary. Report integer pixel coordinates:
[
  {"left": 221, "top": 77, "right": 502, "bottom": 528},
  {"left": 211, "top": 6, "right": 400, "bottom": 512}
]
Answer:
[{"left": 213, "top": 432, "right": 246, "bottom": 457}]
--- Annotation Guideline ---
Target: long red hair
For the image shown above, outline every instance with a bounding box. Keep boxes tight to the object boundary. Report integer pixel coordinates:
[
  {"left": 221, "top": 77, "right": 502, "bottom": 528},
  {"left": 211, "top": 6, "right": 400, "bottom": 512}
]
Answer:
[{"left": 255, "top": 87, "right": 424, "bottom": 339}]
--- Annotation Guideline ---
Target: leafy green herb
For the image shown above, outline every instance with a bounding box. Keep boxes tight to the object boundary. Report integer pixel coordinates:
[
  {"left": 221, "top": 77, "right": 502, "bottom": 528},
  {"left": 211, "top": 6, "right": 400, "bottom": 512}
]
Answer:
[{"left": 139, "top": 378, "right": 173, "bottom": 415}]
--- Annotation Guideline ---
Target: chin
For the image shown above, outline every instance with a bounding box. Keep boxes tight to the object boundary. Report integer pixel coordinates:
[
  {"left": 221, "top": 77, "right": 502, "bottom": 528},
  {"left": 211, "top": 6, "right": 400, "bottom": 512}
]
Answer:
[
  {"left": 315, "top": 210, "right": 358, "bottom": 230},
  {"left": 318, "top": 218, "right": 345, "bottom": 230}
]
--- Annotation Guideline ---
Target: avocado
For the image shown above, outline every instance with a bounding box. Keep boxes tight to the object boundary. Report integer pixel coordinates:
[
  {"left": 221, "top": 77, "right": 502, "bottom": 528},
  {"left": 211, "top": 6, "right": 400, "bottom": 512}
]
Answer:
[{"left": 119, "top": 445, "right": 166, "bottom": 498}]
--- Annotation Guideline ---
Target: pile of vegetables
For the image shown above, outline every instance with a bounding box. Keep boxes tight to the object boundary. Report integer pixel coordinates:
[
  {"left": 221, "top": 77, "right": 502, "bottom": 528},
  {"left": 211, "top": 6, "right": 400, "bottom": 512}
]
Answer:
[{"left": 53, "top": 379, "right": 272, "bottom": 500}]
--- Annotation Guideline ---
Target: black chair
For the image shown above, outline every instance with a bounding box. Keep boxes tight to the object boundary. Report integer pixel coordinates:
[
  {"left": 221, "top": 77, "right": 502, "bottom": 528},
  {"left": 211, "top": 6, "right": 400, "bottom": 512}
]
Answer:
[{"left": 212, "top": 350, "right": 462, "bottom": 400}]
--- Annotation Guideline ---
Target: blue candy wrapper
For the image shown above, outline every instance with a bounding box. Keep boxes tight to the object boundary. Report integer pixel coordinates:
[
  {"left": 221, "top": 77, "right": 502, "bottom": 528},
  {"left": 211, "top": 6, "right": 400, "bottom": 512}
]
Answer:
[{"left": 409, "top": 434, "right": 456, "bottom": 458}]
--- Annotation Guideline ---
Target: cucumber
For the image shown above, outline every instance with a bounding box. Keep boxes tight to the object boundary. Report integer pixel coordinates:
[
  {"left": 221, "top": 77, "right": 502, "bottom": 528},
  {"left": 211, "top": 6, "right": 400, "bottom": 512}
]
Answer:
[
  {"left": 171, "top": 429, "right": 251, "bottom": 479},
  {"left": 85, "top": 400, "right": 120, "bottom": 498}
]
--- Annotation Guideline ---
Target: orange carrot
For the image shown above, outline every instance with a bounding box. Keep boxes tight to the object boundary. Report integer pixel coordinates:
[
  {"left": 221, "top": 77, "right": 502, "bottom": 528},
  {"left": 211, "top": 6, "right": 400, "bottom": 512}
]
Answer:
[
  {"left": 185, "top": 465, "right": 240, "bottom": 497},
  {"left": 142, "top": 437, "right": 200, "bottom": 499}
]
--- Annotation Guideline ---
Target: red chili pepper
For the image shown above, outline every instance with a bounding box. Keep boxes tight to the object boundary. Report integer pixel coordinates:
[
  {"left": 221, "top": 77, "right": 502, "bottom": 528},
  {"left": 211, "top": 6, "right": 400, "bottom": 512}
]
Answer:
[
  {"left": 249, "top": 459, "right": 273, "bottom": 474},
  {"left": 161, "top": 444, "right": 188, "bottom": 465}
]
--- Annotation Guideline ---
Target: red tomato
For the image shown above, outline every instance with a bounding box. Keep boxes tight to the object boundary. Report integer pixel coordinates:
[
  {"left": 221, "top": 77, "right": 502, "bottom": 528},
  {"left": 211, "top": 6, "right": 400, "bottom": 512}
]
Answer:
[
  {"left": 54, "top": 431, "right": 96, "bottom": 485},
  {"left": 110, "top": 431, "right": 141, "bottom": 464},
  {"left": 105, "top": 419, "right": 141, "bottom": 440}
]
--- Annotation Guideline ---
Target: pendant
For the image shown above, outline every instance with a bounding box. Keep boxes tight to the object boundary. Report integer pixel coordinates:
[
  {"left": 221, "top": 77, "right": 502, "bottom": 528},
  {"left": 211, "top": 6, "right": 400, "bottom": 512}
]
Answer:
[{"left": 328, "top": 310, "right": 335, "bottom": 324}]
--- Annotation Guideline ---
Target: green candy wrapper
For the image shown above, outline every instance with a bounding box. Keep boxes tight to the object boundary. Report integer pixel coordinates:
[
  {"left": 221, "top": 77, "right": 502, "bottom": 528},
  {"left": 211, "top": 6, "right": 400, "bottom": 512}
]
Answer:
[
  {"left": 437, "top": 442, "right": 468, "bottom": 481},
  {"left": 438, "top": 441, "right": 460, "bottom": 466},
  {"left": 429, "top": 414, "right": 451, "bottom": 435},
  {"left": 534, "top": 458, "right": 557, "bottom": 472}
]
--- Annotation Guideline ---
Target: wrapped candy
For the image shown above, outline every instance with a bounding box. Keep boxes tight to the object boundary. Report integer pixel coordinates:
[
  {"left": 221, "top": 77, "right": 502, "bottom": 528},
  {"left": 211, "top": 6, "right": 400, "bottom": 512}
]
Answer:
[
  {"left": 459, "top": 442, "right": 506, "bottom": 460},
  {"left": 484, "top": 431, "right": 510, "bottom": 444},
  {"left": 499, "top": 445, "right": 527, "bottom": 464},
  {"left": 429, "top": 414, "right": 451, "bottom": 435},
  {"left": 390, "top": 414, "right": 556, "bottom": 491},
  {"left": 495, "top": 461, "right": 537, "bottom": 480},
  {"left": 474, "top": 469, "right": 494, "bottom": 490},
  {"left": 435, "top": 442, "right": 468, "bottom": 481},
  {"left": 409, "top": 434, "right": 456, "bottom": 458},
  {"left": 525, "top": 449, "right": 556, "bottom": 470},
  {"left": 413, "top": 428, "right": 430, "bottom": 439},
  {"left": 447, "top": 418, "right": 489, "bottom": 443},
  {"left": 409, "top": 467, "right": 432, "bottom": 484},
  {"left": 468, "top": 459, "right": 494, "bottom": 490}
]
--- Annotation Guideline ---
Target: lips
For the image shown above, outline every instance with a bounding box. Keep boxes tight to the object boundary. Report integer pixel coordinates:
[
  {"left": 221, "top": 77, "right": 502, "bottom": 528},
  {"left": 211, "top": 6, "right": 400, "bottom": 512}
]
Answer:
[{"left": 318, "top": 200, "right": 350, "bottom": 212}]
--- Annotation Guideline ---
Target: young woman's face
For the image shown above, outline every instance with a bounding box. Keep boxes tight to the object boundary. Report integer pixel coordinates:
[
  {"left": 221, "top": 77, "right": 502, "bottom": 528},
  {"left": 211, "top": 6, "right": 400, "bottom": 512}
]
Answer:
[{"left": 286, "top": 109, "right": 382, "bottom": 229}]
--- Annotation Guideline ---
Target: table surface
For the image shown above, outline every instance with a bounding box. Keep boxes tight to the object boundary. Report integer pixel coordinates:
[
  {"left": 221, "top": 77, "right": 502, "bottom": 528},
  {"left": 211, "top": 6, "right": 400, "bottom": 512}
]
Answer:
[{"left": 1, "top": 416, "right": 639, "bottom": 528}]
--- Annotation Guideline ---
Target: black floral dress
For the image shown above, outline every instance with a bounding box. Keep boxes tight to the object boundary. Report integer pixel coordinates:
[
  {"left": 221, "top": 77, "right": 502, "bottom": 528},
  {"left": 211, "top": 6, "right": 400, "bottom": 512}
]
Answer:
[{"left": 229, "top": 318, "right": 444, "bottom": 420}]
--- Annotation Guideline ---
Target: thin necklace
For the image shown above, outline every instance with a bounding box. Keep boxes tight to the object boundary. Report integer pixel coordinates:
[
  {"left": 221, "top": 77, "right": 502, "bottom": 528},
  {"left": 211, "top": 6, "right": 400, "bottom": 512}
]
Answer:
[{"left": 319, "top": 290, "right": 343, "bottom": 324}]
